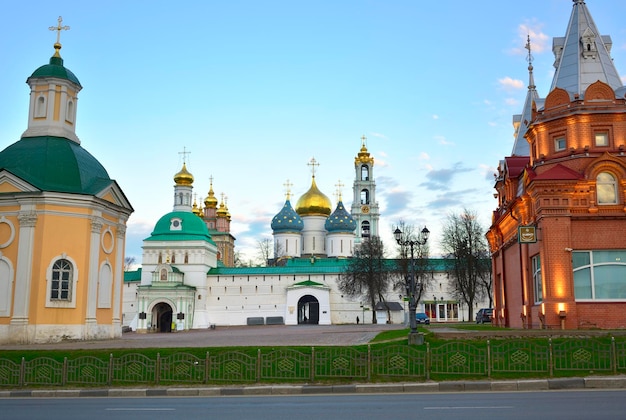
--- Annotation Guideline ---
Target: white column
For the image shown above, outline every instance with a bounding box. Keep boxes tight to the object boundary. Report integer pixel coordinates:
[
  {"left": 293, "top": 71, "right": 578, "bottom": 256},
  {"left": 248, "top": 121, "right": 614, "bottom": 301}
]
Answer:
[
  {"left": 85, "top": 217, "right": 103, "bottom": 334},
  {"left": 112, "top": 223, "right": 126, "bottom": 337},
  {"left": 11, "top": 211, "right": 37, "bottom": 331}
]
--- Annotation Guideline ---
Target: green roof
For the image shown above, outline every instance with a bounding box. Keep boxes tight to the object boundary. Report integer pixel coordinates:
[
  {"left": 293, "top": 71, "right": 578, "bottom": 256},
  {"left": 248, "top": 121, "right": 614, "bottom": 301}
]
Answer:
[
  {"left": 124, "top": 268, "right": 142, "bottom": 283},
  {"left": 0, "top": 136, "right": 113, "bottom": 195},
  {"left": 145, "top": 211, "right": 216, "bottom": 244},
  {"left": 30, "top": 55, "right": 81, "bottom": 87}
]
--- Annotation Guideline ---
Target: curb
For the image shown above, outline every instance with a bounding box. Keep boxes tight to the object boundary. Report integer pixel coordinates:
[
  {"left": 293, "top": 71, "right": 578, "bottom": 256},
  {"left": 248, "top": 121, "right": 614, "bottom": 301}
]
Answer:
[{"left": 1, "top": 376, "right": 626, "bottom": 398}]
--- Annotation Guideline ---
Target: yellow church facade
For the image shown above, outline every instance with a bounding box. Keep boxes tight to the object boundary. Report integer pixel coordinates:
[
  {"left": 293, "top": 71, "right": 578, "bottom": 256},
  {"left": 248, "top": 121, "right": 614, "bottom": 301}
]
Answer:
[{"left": 0, "top": 19, "right": 133, "bottom": 344}]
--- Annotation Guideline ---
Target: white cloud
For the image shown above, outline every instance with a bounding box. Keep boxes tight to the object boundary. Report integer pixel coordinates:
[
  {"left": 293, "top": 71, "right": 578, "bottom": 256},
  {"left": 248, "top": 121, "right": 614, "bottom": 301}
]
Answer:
[{"left": 498, "top": 77, "right": 524, "bottom": 91}]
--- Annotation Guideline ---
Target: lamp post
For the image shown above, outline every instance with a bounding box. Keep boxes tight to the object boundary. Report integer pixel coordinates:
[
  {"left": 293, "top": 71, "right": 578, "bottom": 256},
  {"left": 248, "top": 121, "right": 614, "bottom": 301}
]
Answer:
[{"left": 394, "top": 226, "right": 429, "bottom": 341}]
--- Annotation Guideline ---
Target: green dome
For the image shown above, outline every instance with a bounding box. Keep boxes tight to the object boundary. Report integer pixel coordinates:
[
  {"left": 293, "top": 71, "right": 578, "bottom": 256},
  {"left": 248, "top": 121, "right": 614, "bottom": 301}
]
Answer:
[
  {"left": 145, "top": 211, "right": 215, "bottom": 244},
  {"left": 29, "top": 55, "right": 81, "bottom": 87},
  {"left": 0, "top": 136, "right": 113, "bottom": 195}
]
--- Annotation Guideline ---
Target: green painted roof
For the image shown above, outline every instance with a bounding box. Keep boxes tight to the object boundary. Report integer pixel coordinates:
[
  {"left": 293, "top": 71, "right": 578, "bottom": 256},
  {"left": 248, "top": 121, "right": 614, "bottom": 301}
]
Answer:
[
  {"left": 124, "top": 268, "right": 142, "bottom": 283},
  {"left": 30, "top": 55, "right": 81, "bottom": 87},
  {"left": 0, "top": 136, "right": 113, "bottom": 195},
  {"left": 145, "top": 211, "right": 216, "bottom": 244}
]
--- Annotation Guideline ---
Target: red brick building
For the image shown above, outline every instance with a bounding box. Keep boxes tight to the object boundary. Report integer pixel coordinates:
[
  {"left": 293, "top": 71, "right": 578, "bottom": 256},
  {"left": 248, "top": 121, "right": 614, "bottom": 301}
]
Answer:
[{"left": 487, "top": 0, "right": 626, "bottom": 329}]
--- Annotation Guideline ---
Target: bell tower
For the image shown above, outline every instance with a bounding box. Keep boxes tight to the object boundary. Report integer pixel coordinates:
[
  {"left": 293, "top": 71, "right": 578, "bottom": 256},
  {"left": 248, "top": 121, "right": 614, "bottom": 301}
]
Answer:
[{"left": 351, "top": 135, "right": 379, "bottom": 243}]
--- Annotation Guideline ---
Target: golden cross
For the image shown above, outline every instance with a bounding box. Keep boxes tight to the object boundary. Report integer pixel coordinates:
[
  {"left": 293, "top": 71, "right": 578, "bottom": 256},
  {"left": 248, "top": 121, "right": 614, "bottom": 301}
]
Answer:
[
  {"left": 335, "top": 179, "right": 344, "bottom": 201},
  {"left": 178, "top": 147, "right": 191, "bottom": 163},
  {"left": 307, "top": 157, "right": 319, "bottom": 177},
  {"left": 361, "top": 135, "right": 367, "bottom": 147},
  {"left": 283, "top": 179, "right": 293, "bottom": 200},
  {"left": 49, "top": 16, "right": 70, "bottom": 45}
]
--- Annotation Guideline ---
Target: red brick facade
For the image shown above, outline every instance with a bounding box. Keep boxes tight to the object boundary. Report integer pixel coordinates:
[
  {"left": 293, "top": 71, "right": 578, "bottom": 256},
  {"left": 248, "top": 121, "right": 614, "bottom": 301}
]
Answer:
[{"left": 487, "top": 3, "right": 626, "bottom": 330}]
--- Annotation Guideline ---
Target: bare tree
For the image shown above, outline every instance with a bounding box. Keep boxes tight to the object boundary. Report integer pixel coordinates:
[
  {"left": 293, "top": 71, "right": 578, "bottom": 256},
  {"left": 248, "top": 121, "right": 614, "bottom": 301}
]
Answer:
[
  {"left": 338, "top": 236, "right": 392, "bottom": 324},
  {"left": 440, "top": 209, "right": 491, "bottom": 322},
  {"left": 124, "top": 256, "right": 136, "bottom": 272},
  {"left": 256, "top": 238, "right": 273, "bottom": 266}
]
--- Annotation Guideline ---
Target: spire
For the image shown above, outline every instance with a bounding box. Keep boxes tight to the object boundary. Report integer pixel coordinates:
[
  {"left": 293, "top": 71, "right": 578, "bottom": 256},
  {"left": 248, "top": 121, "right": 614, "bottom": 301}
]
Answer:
[
  {"left": 550, "top": 0, "right": 622, "bottom": 95},
  {"left": 511, "top": 35, "right": 540, "bottom": 157}
]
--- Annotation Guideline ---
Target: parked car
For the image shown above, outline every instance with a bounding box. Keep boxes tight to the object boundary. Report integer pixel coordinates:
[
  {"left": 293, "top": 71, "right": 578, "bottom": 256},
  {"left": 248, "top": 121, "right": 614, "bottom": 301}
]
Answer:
[
  {"left": 415, "top": 312, "right": 430, "bottom": 324},
  {"left": 476, "top": 308, "right": 493, "bottom": 324}
]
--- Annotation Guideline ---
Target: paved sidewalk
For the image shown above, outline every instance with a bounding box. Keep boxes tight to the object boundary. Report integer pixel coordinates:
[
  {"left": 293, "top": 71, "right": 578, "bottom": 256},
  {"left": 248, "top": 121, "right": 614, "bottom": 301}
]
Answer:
[
  {"left": 1, "top": 324, "right": 398, "bottom": 350},
  {"left": 2, "top": 376, "right": 626, "bottom": 398}
]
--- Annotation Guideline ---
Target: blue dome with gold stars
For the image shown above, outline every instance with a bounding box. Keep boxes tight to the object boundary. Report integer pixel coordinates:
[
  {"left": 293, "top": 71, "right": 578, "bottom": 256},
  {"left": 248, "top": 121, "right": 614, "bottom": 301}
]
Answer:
[
  {"left": 271, "top": 199, "right": 304, "bottom": 233},
  {"left": 325, "top": 200, "right": 356, "bottom": 233}
]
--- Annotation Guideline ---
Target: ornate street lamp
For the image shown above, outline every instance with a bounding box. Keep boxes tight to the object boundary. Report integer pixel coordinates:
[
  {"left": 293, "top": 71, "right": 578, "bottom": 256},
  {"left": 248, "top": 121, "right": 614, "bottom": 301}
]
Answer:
[{"left": 394, "top": 226, "right": 429, "bottom": 340}]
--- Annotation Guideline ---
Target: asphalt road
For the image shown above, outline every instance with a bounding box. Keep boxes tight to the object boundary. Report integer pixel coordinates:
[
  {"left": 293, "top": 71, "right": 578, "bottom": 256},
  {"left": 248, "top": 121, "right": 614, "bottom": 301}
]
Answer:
[{"left": 3, "top": 390, "right": 626, "bottom": 420}]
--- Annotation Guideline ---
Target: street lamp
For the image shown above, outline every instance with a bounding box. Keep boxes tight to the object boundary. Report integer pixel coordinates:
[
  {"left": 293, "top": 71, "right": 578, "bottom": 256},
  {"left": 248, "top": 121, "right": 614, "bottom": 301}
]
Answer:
[{"left": 394, "top": 226, "right": 429, "bottom": 338}]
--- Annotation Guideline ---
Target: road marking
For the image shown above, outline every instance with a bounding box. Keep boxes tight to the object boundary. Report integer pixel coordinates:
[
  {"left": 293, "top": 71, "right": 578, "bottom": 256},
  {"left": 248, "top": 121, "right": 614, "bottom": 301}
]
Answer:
[
  {"left": 106, "top": 408, "right": 175, "bottom": 411},
  {"left": 424, "top": 406, "right": 514, "bottom": 410}
]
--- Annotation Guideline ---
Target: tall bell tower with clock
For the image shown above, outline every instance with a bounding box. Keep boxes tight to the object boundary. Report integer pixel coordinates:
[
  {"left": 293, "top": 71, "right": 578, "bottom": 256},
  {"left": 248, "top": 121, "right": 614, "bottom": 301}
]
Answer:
[{"left": 351, "top": 136, "right": 379, "bottom": 244}]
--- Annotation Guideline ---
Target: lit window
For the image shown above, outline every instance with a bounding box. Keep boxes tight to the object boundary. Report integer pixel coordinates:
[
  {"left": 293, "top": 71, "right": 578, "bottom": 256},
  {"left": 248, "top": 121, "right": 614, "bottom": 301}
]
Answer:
[
  {"left": 595, "top": 132, "right": 609, "bottom": 147},
  {"left": 51, "top": 259, "right": 72, "bottom": 301},
  {"left": 532, "top": 254, "right": 542, "bottom": 303},
  {"left": 597, "top": 172, "right": 617, "bottom": 205},
  {"left": 554, "top": 136, "right": 566, "bottom": 152},
  {"left": 574, "top": 250, "right": 626, "bottom": 300}
]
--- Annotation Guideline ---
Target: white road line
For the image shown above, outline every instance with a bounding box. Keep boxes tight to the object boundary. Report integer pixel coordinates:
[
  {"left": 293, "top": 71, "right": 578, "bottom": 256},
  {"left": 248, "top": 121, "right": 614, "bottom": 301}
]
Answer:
[
  {"left": 106, "top": 408, "right": 176, "bottom": 411},
  {"left": 424, "top": 406, "right": 514, "bottom": 410}
]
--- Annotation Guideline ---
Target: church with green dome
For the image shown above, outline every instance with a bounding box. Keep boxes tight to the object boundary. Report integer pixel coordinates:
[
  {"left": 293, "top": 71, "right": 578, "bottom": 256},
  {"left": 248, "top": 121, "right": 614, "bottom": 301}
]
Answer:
[{"left": 0, "top": 18, "right": 133, "bottom": 344}]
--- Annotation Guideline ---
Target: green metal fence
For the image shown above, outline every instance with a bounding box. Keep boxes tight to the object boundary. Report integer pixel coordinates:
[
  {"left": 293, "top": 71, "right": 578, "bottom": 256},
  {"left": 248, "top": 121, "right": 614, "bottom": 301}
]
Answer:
[{"left": 0, "top": 337, "right": 623, "bottom": 387}]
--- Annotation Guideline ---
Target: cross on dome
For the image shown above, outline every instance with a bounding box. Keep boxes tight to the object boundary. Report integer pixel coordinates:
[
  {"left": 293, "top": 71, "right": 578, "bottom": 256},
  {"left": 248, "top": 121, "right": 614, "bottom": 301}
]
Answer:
[
  {"left": 335, "top": 179, "right": 344, "bottom": 201},
  {"left": 307, "top": 157, "right": 320, "bottom": 177},
  {"left": 283, "top": 179, "right": 293, "bottom": 200},
  {"left": 49, "top": 16, "right": 70, "bottom": 57},
  {"left": 179, "top": 146, "right": 191, "bottom": 164}
]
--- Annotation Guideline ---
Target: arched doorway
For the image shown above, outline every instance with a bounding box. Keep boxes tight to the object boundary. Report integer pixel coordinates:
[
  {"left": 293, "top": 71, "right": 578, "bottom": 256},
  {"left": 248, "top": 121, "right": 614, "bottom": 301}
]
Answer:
[
  {"left": 298, "top": 295, "right": 319, "bottom": 324},
  {"left": 153, "top": 302, "right": 173, "bottom": 332}
]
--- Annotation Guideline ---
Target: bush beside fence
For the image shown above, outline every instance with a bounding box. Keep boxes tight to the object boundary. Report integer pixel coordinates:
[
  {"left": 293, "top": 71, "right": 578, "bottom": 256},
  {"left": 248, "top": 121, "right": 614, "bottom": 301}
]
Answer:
[{"left": 1, "top": 337, "right": 625, "bottom": 388}]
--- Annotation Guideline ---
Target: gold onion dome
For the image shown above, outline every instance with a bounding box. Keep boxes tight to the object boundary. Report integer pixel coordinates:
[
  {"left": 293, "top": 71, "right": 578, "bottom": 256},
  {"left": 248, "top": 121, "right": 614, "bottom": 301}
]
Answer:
[
  {"left": 354, "top": 143, "right": 374, "bottom": 166},
  {"left": 204, "top": 184, "right": 218, "bottom": 208},
  {"left": 217, "top": 201, "right": 228, "bottom": 217},
  {"left": 295, "top": 177, "right": 332, "bottom": 216},
  {"left": 173, "top": 163, "right": 194, "bottom": 186}
]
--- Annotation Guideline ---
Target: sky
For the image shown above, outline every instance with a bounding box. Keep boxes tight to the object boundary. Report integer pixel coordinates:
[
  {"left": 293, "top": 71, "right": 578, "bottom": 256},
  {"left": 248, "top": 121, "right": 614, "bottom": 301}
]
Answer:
[{"left": 2, "top": 0, "right": 626, "bottom": 265}]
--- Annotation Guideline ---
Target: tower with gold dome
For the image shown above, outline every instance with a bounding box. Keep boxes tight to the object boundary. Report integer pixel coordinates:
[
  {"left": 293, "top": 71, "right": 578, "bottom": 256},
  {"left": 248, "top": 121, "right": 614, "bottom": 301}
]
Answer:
[
  {"left": 351, "top": 136, "right": 379, "bottom": 243},
  {"left": 295, "top": 158, "right": 333, "bottom": 258},
  {"left": 0, "top": 18, "right": 133, "bottom": 344},
  {"left": 202, "top": 178, "right": 235, "bottom": 266},
  {"left": 138, "top": 161, "right": 218, "bottom": 331}
]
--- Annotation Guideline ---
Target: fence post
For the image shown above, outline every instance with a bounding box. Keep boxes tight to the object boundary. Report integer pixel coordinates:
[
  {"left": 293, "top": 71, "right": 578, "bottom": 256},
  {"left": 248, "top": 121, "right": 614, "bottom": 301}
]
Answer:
[
  {"left": 155, "top": 353, "right": 160, "bottom": 385},
  {"left": 311, "top": 347, "right": 315, "bottom": 382},
  {"left": 367, "top": 345, "right": 371, "bottom": 382},
  {"left": 612, "top": 336, "right": 617, "bottom": 375},
  {"left": 20, "top": 357, "right": 25, "bottom": 388},
  {"left": 205, "top": 351, "right": 209, "bottom": 384},
  {"left": 548, "top": 338, "right": 553, "bottom": 377},
  {"left": 487, "top": 339, "right": 491, "bottom": 378},
  {"left": 257, "top": 349, "right": 261, "bottom": 382},
  {"left": 426, "top": 343, "right": 430, "bottom": 380},
  {"left": 108, "top": 354, "right": 113, "bottom": 386},
  {"left": 62, "top": 357, "right": 68, "bottom": 386}
]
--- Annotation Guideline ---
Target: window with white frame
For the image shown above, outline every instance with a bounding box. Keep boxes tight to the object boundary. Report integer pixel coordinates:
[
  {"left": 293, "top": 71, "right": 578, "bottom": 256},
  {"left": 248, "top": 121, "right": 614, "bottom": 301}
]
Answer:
[
  {"left": 532, "top": 254, "right": 542, "bottom": 303},
  {"left": 573, "top": 250, "right": 626, "bottom": 300},
  {"left": 51, "top": 259, "right": 72, "bottom": 300},
  {"left": 554, "top": 136, "right": 566, "bottom": 152},
  {"left": 46, "top": 257, "right": 78, "bottom": 308},
  {"left": 597, "top": 172, "right": 618, "bottom": 205}
]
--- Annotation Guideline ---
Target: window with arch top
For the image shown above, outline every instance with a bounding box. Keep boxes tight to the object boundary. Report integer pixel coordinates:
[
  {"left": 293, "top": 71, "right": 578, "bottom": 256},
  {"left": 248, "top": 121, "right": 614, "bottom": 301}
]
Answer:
[
  {"left": 360, "top": 189, "right": 369, "bottom": 205},
  {"left": 597, "top": 172, "right": 617, "bottom": 205},
  {"left": 51, "top": 259, "right": 73, "bottom": 301},
  {"left": 361, "top": 165, "right": 369, "bottom": 181}
]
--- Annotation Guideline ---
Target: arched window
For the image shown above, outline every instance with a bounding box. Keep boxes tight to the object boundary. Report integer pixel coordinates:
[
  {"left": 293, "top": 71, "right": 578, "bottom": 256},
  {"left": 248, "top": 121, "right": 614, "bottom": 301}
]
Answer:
[
  {"left": 361, "top": 165, "right": 369, "bottom": 181},
  {"left": 51, "top": 259, "right": 73, "bottom": 301},
  {"left": 361, "top": 221, "right": 370, "bottom": 238},
  {"left": 597, "top": 172, "right": 617, "bottom": 205},
  {"left": 97, "top": 263, "right": 112, "bottom": 308},
  {"left": 35, "top": 96, "right": 46, "bottom": 118},
  {"left": 360, "top": 189, "right": 369, "bottom": 205},
  {"left": 66, "top": 100, "right": 75, "bottom": 123}
]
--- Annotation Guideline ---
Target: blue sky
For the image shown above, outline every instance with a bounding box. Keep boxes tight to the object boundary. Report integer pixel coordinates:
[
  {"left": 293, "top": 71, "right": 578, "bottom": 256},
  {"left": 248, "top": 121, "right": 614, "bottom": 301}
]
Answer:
[{"left": 2, "top": 1, "right": 626, "bottom": 265}]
